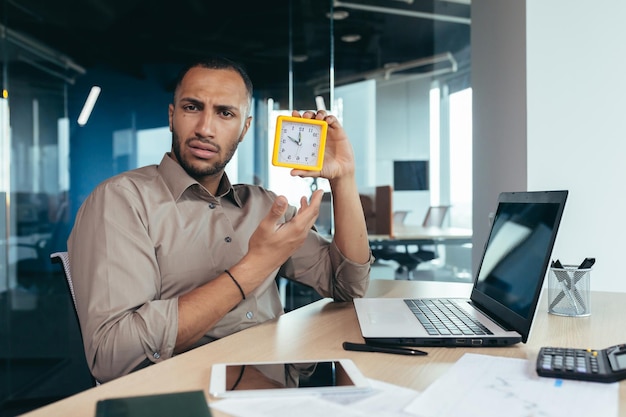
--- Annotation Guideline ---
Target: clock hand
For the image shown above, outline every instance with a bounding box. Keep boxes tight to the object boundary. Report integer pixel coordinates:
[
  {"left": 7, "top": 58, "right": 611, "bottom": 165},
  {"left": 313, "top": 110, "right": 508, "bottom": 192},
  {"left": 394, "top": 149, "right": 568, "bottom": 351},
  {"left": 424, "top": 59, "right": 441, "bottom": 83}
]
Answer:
[
  {"left": 295, "top": 141, "right": 302, "bottom": 158},
  {"left": 297, "top": 131, "right": 302, "bottom": 145},
  {"left": 287, "top": 135, "right": 298, "bottom": 144}
]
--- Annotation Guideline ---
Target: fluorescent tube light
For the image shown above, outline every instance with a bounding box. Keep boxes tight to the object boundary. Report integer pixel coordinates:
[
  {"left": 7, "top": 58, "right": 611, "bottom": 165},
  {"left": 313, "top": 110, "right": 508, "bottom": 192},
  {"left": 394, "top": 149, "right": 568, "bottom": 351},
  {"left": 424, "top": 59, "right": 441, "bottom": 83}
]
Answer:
[{"left": 77, "top": 86, "right": 101, "bottom": 126}]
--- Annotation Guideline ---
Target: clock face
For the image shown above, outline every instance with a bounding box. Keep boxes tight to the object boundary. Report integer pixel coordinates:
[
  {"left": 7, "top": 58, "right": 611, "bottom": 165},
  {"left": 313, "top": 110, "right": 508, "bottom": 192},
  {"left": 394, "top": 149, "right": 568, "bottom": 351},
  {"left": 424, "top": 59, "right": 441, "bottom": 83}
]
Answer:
[{"left": 272, "top": 116, "right": 328, "bottom": 171}]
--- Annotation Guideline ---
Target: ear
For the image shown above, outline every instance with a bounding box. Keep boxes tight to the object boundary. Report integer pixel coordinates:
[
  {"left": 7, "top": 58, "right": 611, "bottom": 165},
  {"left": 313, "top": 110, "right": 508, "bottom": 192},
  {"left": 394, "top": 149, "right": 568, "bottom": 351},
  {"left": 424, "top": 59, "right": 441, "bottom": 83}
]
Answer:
[
  {"left": 239, "top": 116, "right": 253, "bottom": 142},
  {"left": 168, "top": 103, "right": 174, "bottom": 132}
]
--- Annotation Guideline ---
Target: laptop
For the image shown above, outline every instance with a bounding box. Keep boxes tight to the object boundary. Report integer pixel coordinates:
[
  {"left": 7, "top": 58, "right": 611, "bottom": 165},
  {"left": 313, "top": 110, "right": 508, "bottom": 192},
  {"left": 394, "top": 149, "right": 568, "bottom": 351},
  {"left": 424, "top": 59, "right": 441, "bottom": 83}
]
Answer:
[{"left": 354, "top": 190, "right": 568, "bottom": 347}]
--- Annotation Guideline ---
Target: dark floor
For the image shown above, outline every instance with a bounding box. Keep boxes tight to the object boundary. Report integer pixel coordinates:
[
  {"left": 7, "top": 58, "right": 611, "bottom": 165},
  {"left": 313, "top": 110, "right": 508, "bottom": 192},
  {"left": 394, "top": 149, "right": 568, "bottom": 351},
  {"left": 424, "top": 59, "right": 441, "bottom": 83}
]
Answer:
[{"left": 0, "top": 269, "right": 94, "bottom": 417}]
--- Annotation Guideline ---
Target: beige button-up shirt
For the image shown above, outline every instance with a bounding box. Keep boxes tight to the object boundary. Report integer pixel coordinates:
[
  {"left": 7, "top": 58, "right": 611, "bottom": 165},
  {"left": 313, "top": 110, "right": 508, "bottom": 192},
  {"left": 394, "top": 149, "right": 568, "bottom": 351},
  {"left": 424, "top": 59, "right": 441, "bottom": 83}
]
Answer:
[{"left": 68, "top": 153, "right": 370, "bottom": 382}]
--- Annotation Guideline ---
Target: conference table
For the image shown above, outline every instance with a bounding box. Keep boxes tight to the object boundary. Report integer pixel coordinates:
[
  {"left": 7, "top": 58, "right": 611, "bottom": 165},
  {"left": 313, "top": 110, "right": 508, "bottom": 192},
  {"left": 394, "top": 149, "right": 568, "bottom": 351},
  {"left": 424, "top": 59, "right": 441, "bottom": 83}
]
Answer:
[
  {"left": 368, "top": 225, "right": 473, "bottom": 246},
  {"left": 20, "top": 279, "right": 626, "bottom": 417}
]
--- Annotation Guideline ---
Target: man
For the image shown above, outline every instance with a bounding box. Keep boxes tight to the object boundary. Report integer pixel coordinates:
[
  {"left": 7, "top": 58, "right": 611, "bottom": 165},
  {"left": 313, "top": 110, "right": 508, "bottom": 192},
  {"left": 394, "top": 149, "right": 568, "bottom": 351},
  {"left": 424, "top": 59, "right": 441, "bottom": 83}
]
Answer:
[{"left": 68, "top": 57, "right": 371, "bottom": 383}]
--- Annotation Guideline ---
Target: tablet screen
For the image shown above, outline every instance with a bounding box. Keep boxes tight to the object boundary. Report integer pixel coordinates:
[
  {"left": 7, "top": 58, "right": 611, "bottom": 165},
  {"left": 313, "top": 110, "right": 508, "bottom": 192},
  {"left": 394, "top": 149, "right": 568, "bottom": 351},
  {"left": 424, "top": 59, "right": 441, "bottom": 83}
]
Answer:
[{"left": 225, "top": 361, "right": 355, "bottom": 391}]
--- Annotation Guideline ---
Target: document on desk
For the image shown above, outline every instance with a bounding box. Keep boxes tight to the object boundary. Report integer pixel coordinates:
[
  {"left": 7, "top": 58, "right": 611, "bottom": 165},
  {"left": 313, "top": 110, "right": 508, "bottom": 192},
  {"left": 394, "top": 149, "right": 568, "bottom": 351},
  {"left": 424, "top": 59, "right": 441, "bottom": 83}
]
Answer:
[
  {"left": 404, "top": 353, "right": 618, "bottom": 417},
  {"left": 210, "top": 379, "right": 420, "bottom": 417}
]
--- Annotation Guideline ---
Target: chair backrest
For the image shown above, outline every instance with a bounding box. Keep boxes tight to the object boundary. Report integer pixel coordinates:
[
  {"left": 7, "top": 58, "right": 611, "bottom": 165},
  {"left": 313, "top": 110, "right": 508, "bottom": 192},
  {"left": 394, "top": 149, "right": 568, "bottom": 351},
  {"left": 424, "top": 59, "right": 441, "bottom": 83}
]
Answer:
[
  {"left": 393, "top": 210, "right": 410, "bottom": 225},
  {"left": 50, "top": 251, "right": 100, "bottom": 386},
  {"left": 374, "top": 185, "right": 393, "bottom": 235},
  {"left": 50, "top": 251, "right": 77, "bottom": 309},
  {"left": 422, "top": 205, "right": 450, "bottom": 227}
]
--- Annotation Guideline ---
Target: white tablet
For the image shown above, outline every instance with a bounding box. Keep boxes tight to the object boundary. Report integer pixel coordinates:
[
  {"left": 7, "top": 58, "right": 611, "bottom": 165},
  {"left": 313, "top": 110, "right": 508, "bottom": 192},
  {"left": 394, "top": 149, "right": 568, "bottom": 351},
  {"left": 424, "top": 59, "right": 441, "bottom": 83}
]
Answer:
[{"left": 209, "top": 359, "right": 371, "bottom": 398}]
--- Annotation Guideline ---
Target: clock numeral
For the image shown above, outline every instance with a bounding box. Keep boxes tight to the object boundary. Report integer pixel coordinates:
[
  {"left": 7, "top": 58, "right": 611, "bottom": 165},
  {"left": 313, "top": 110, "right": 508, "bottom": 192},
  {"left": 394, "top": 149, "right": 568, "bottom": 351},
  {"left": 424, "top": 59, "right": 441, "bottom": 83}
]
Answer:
[{"left": 312, "top": 143, "right": 317, "bottom": 148}]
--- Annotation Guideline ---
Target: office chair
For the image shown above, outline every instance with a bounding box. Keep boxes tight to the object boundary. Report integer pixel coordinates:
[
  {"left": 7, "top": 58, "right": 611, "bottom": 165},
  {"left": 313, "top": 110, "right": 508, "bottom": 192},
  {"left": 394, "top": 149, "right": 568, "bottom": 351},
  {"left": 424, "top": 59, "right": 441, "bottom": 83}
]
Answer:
[
  {"left": 387, "top": 205, "right": 450, "bottom": 280},
  {"left": 419, "top": 205, "right": 451, "bottom": 257},
  {"left": 50, "top": 252, "right": 76, "bottom": 308},
  {"left": 393, "top": 210, "right": 410, "bottom": 226},
  {"left": 50, "top": 251, "right": 101, "bottom": 386},
  {"left": 422, "top": 205, "right": 450, "bottom": 227}
]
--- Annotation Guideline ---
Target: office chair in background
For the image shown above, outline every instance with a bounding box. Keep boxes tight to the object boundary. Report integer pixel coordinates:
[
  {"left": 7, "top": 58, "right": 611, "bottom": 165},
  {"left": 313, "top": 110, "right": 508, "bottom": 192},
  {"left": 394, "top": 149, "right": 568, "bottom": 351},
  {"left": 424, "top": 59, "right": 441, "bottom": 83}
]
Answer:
[
  {"left": 422, "top": 205, "right": 450, "bottom": 228},
  {"left": 50, "top": 251, "right": 100, "bottom": 386},
  {"left": 387, "top": 205, "right": 451, "bottom": 280}
]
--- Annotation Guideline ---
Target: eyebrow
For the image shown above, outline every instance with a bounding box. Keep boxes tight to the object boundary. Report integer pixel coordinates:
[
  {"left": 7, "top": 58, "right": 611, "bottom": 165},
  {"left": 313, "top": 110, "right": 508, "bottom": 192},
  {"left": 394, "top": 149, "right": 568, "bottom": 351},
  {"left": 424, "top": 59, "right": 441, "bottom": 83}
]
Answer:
[{"left": 178, "top": 97, "right": 240, "bottom": 114}]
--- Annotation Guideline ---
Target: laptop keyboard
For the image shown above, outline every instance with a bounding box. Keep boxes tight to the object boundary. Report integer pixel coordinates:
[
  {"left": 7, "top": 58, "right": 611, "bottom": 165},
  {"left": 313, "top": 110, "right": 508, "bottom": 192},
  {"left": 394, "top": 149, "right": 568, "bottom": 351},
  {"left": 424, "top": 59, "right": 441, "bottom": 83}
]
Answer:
[{"left": 404, "top": 299, "right": 494, "bottom": 336}]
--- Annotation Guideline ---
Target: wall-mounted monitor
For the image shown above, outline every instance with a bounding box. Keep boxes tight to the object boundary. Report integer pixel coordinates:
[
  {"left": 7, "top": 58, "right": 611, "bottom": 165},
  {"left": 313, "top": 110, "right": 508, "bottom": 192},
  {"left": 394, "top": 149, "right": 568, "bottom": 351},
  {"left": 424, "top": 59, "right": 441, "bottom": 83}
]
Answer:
[{"left": 393, "top": 160, "right": 429, "bottom": 191}]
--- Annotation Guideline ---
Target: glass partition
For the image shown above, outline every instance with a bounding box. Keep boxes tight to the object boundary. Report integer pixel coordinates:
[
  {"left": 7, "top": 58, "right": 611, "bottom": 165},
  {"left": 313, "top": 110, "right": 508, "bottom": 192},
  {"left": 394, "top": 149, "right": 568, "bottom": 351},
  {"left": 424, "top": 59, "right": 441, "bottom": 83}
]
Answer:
[{"left": 0, "top": 7, "right": 93, "bottom": 415}]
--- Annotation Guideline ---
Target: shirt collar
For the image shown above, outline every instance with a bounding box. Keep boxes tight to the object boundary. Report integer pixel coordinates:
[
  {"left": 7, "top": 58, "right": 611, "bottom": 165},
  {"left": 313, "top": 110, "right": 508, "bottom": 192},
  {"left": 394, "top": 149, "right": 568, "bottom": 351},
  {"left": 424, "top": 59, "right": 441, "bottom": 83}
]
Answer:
[{"left": 157, "top": 153, "right": 243, "bottom": 207}]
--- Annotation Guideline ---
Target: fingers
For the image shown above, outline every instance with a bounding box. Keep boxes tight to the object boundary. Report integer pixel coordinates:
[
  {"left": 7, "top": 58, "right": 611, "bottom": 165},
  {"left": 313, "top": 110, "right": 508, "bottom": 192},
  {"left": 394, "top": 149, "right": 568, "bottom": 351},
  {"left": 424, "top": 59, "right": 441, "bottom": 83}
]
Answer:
[
  {"left": 296, "top": 189, "right": 323, "bottom": 220},
  {"left": 292, "top": 110, "right": 340, "bottom": 127},
  {"left": 266, "top": 195, "right": 288, "bottom": 227},
  {"left": 265, "top": 192, "right": 323, "bottom": 231},
  {"left": 302, "top": 189, "right": 324, "bottom": 211},
  {"left": 290, "top": 169, "right": 321, "bottom": 178}
]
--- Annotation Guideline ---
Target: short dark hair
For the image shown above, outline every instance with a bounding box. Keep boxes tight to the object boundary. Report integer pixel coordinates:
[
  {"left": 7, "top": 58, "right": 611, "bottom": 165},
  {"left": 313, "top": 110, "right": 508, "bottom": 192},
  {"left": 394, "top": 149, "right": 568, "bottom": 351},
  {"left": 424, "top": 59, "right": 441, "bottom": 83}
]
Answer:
[{"left": 172, "top": 56, "right": 254, "bottom": 102}]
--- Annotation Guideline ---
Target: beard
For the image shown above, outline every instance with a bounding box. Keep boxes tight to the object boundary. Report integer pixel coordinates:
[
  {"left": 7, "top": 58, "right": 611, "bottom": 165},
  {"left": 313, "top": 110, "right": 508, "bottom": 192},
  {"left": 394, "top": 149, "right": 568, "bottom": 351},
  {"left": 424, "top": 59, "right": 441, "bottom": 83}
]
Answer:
[{"left": 171, "top": 129, "right": 240, "bottom": 180}]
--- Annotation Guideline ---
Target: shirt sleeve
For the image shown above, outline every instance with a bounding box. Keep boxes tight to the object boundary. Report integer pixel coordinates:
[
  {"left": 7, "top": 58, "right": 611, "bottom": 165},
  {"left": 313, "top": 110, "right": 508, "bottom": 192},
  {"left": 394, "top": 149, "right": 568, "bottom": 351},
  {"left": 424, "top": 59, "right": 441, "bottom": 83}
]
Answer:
[{"left": 68, "top": 181, "right": 178, "bottom": 383}]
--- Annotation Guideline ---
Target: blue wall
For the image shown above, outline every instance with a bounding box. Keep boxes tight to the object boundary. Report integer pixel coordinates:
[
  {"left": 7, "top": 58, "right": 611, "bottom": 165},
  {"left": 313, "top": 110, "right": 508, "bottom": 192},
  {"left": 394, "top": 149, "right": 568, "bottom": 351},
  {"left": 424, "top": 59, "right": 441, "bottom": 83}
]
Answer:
[{"left": 67, "top": 65, "right": 176, "bottom": 218}]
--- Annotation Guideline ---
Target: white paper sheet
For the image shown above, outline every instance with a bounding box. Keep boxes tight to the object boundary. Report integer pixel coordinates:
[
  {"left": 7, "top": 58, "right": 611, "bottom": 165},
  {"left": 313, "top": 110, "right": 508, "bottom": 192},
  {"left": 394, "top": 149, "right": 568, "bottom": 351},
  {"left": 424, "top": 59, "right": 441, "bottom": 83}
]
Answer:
[
  {"left": 209, "top": 379, "right": 420, "bottom": 417},
  {"left": 404, "top": 353, "right": 618, "bottom": 417}
]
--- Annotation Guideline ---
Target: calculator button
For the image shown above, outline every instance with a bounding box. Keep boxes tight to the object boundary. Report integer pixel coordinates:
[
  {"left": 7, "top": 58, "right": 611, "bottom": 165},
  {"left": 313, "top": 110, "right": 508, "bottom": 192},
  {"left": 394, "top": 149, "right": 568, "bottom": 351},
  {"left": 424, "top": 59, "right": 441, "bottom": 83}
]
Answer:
[{"left": 553, "top": 355, "right": 564, "bottom": 369}]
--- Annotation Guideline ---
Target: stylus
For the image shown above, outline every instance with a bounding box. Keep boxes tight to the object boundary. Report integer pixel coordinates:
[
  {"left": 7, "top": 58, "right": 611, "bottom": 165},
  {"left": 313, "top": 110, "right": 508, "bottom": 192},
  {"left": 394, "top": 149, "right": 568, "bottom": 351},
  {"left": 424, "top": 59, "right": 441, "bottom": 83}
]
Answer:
[{"left": 342, "top": 342, "right": 427, "bottom": 356}]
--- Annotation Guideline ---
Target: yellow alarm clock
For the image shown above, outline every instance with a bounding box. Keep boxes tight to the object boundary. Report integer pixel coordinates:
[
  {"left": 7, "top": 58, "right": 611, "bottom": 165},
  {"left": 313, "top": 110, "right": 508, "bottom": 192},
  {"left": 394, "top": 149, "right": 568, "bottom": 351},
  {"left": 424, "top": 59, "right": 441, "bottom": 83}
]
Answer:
[{"left": 272, "top": 116, "right": 328, "bottom": 171}]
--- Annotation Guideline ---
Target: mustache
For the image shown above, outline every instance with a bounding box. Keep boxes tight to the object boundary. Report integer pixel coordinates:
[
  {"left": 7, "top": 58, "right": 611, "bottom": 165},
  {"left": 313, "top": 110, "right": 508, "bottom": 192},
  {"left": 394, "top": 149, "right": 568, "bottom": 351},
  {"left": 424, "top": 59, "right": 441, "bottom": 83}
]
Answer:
[{"left": 186, "top": 136, "right": 221, "bottom": 152}]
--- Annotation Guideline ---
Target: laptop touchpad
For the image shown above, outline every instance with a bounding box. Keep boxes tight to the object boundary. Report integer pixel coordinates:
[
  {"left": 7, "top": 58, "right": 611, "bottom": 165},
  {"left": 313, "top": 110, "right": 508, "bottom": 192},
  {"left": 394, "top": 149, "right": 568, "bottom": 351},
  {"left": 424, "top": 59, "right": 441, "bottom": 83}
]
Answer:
[{"left": 367, "top": 312, "right": 410, "bottom": 324}]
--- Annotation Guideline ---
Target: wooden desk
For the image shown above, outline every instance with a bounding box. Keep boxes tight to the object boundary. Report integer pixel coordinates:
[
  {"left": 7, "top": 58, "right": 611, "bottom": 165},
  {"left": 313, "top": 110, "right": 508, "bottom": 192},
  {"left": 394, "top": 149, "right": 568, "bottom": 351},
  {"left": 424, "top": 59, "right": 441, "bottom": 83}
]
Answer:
[{"left": 21, "top": 280, "right": 626, "bottom": 417}]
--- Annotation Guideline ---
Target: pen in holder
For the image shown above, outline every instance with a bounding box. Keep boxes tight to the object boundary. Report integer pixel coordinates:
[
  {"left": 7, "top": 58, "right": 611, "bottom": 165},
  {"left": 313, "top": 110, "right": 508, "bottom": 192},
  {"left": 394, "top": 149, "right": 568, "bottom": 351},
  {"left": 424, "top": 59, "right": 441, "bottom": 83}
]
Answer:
[{"left": 548, "top": 258, "right": 594, "bottom": 317}]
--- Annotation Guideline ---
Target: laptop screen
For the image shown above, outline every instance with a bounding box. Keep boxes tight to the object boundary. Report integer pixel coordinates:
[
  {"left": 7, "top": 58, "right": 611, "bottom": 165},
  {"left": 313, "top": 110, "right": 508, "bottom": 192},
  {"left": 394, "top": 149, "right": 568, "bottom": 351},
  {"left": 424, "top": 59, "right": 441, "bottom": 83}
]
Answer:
[
  {"left": 474, "top": 201, "right": 562, "bottom": 318},
  {"left": 471, "top": 191, "right": 568, "bottom": 345}
]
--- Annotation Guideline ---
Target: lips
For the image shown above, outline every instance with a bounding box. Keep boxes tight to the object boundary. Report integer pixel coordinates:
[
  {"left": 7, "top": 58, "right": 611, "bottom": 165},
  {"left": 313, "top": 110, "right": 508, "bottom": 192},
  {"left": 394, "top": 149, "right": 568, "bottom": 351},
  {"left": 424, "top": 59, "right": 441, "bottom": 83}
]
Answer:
[{"left": 188, "top": 139, "right": 218, "bottom": 159}]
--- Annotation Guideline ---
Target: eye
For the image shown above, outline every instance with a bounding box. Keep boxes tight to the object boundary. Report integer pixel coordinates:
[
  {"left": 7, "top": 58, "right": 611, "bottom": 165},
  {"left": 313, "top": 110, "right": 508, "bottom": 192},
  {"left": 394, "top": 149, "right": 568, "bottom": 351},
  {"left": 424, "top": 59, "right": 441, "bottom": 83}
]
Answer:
[
  {"left": 220, "top": 110, "right": 234, "bottom": 118},
  {"left": 182, "top": 103, "right": 199, "bottom": 112}
]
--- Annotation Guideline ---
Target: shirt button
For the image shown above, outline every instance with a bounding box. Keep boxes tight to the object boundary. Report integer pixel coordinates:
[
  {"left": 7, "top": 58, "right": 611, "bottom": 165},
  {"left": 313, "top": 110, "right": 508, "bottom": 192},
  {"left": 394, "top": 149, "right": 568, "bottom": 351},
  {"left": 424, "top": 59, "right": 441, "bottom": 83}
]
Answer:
[
  {"left": 208, "top": 203, "right": 216, "bottom": 209},
  {"left": 225, "top": 236, "right": 232, "bottom": 243},
  {"left": 153, "top": 352, "right": 161, "bottom": 359},
  {"left": 246, "top": 311, "right": 254, "bottom": 320}
]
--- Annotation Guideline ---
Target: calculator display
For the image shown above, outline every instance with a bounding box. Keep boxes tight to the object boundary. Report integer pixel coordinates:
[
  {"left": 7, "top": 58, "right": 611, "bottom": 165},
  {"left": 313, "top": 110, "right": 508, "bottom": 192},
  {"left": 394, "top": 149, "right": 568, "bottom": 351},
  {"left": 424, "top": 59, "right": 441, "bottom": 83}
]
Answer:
[{"left": 612, "top": 349, "right": 626, "bottom": 369}]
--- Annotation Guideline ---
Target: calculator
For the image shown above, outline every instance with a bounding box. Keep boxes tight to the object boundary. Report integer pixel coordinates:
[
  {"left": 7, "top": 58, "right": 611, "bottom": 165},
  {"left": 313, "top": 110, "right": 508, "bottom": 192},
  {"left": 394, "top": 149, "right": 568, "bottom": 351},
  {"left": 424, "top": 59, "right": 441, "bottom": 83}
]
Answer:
[{"left": 536, "top": 344, "right": 626, "bottom": 383}]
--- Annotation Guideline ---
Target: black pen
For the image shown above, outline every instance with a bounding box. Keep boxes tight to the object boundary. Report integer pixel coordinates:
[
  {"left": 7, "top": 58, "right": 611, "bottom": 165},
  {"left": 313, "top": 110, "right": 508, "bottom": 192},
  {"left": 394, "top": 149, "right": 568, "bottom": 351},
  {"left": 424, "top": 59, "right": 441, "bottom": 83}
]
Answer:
[
  {"left": 343, "top": 341, "right": 427, "bottom": 356},
  {"left": 577, "top": 257, "right": 596, "bottom": 269}
]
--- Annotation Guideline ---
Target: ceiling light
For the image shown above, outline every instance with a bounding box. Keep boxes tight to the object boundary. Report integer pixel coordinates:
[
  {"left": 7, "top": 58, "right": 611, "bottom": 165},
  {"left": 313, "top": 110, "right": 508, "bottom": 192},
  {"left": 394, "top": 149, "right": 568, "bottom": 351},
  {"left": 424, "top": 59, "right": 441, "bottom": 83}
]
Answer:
[
  {"left": 326, "top": 10, "right": 349, "bottom": 20},
  {"left": 292, "top": 54, "right": 309, "bottom": 63},
  {"left": 341, "top": 34, "right": 361, "bottom": 43},
  {"left": 77, "top": 86, "right": 101, "bottom": 126}
]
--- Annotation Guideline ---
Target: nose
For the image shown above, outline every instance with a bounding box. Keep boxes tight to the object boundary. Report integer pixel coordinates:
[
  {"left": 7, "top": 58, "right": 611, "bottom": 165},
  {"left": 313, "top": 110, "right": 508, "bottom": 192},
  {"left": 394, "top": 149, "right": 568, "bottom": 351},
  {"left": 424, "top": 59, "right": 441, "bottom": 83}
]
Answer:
[{"left": 195, "top": 111, "right": 215, "bottom": 138}]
